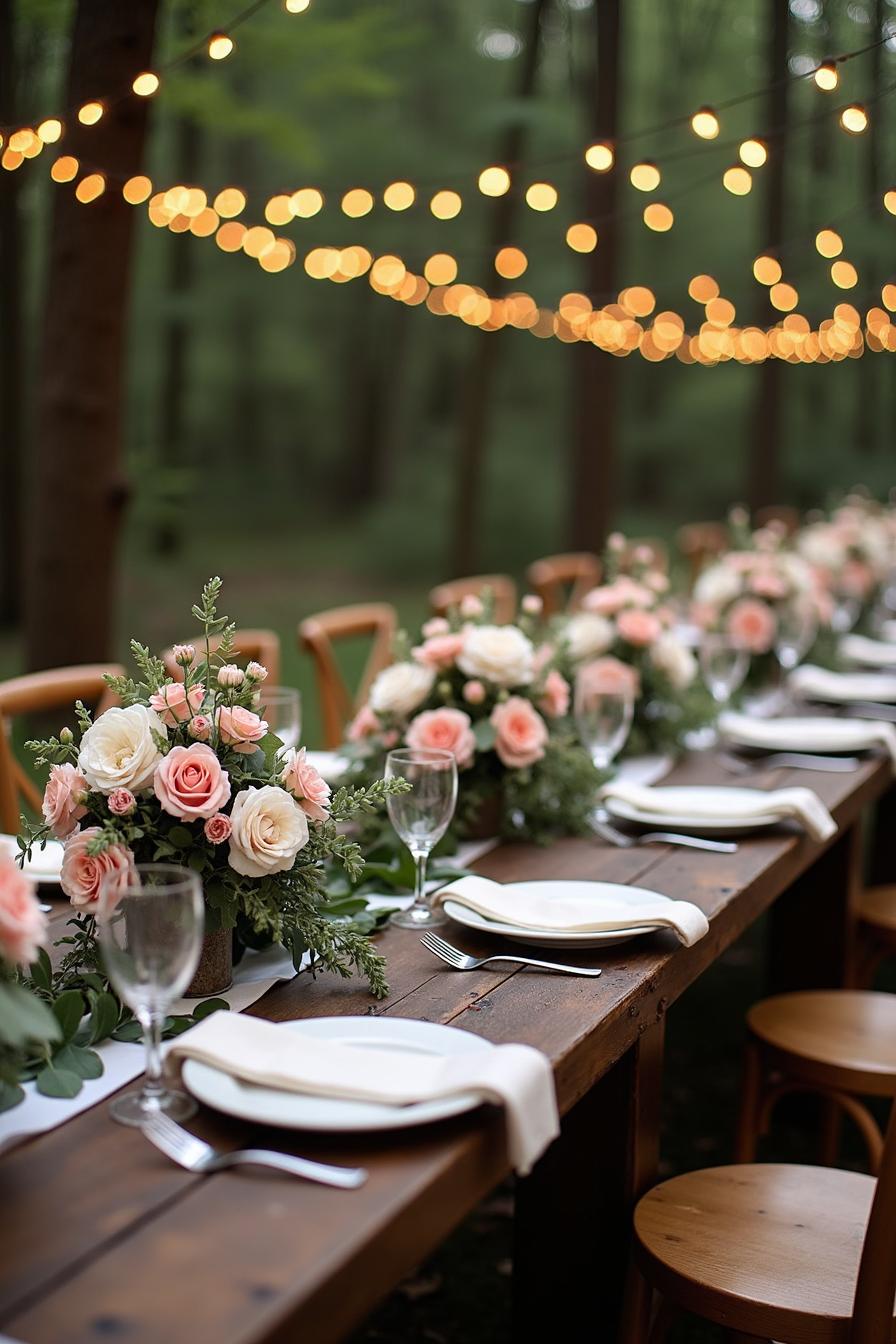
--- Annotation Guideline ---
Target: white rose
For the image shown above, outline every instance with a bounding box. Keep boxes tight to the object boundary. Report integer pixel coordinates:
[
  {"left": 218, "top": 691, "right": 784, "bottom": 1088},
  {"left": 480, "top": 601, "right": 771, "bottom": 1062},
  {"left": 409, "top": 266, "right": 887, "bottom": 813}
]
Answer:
[
  {"left": 798, "top": 525, "right": 845, "bottom": 572},
  {"left": 562, "top": 612, "right": 614, "bottom": 664},
  {"left": 228, "top": 785, "right": 309, "bottom": 877},
  {"left": 78, "top": 704, "right": 167, "bottom": 794},
  {"left": 369, "top": 662, "right": 436, "bottom": 717},
  {"left": 456, "top": 624, "right": 535, "bottom": 687},
  {"left": 693, "top": 562, "right": 743, "bottom": 608},
  {"left": 650, "top": 633, "right": 697, "bottom": 690}
]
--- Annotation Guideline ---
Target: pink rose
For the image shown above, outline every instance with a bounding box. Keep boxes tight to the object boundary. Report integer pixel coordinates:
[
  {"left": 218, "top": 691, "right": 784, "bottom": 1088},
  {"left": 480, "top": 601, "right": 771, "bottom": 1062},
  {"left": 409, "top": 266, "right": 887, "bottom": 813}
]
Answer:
[
  {"left": 188, "top": 714, "right": 211, "bottom": 742},
  {"left": 215, "top": 705, "right": 268, "bottom": 754},
  {"left": 422, "top": 617, "right": 450, "bottom": 638},
  {"left": 0, "top": 854, "right": 46, "bottom": 965},
  {"left": 462, "top": 679, "right": 486, "bottom": 705},
  {"left": 522, "top": 594, "right": 543, "bottom": 615},
  {"left": 490, "top": 697, "right": 548, "bottom": 769},
  {"left": 149, "top": 681, "right": 205, "bottom": 728},
  {"left": 154, "top": 743, "right": 231, "bottom": 821},
  {"left": 726, "top": 598, "right": 777, "bottom": 653},
  {"left": 616, "top": 609, "right": 662, "bottom": 647},
  {"left": 204, "top": 814, "right": 232, "bottom": 844},
  {"left": 41, "top": 763, "right": 88, "bottom": 839},
  {"left": 412, "top": 633, "right": 465, "bottom": 668},
  {"left": 578, "top": 657, "right": 640, "bottom": 698},
  {"left": 347, "top": 704, "right": 380, "bottom": 741},
  {"left": 750, "top": 570, "right": 788, "bottom": 600},
  {"left": 281, "top": 747, "right": 332, "bottom": 822},
  {"left": 459, "top": 594, "right": 484, "bottom": 618},
  {"left": 406, "top": 708, "right": 476, "bottom": 769},
  {"left": 108, "top": 788, "right": 136, "bottom": 817},
  {"left": 61, "top": 828, "right": 135, "bottom": 912},
  {"left": 539, "top": 669, "right": 571, "bottom": 718}
]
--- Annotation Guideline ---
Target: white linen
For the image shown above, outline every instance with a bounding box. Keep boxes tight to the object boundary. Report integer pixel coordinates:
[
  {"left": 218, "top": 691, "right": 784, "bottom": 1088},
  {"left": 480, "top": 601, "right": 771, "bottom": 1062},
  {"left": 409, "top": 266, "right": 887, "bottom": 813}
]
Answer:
[
  {"left": 436, "top": 874, "right": 709, "bottom": 947},
  {"left": 789, "top": 663, "right": 896, "bottom": 704},
  {"left": 600, "top": 779, "right": 837, "bottom": 843},
  {"left": 171, "top": 1010, "right": 558, "bottom": 1175},
  {"left": 719, "top": 711, "right": 896, "bottom": 772},
  {"left": 840, "top": 634, "right": 896, "bottom": 669}
]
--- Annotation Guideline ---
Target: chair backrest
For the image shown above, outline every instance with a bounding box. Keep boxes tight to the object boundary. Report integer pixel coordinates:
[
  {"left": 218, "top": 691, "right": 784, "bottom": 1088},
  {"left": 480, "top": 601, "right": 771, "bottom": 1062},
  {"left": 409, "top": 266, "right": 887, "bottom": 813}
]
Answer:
[
  {"left": 676, "top": 522, "right": 729, "bottom": 588},
  {"left": 851, "top": 1103, "right": 896, "bottom": 1344},
  {"left": 754, "top": 504, "right": 801, "bottom": 536},
  {"left": 619, "top": 537, "right": 669, "bottom": 574},
  {"left": 526, "top": 553, "right": 602, "bottom": 616},
  {"left": 429, "top": 574, "right": 517, "bottom": 624},
  {"left": 0, "top": 665, "right": 124, "bottom": 832},
  {"left": 298, "top": 603, "right": 397, "bottom": 749},
  {"left": 162, "top": 629, "right": 281, "bottom": 687}
]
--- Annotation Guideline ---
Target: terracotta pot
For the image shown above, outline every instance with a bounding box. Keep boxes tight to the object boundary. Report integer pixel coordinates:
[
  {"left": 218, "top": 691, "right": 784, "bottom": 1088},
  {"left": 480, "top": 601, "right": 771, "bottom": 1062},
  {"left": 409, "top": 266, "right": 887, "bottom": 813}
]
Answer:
[{"left": 184, "top": 927, "right": 233, "bottom": 998}]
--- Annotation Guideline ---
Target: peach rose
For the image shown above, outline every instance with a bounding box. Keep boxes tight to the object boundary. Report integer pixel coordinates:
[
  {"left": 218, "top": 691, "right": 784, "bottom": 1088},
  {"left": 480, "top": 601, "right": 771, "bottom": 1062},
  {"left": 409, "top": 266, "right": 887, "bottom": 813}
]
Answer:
[
  {"left": 539, "top": 669, "right": 571, "bottom": 718},
  {"left": 149, "top": 681, "right": 205, "bottom": 727},
  {"left": 490, "top": 697, "right": 549, "bottom": 769},
  {"left": 412, "top": 633, "right": 465, "bottom": 668},
  {"left": 228, "top": 786, "right": 309, "bottom": 877},
  {"left": 347, "top": 704, "right": 381, "bottom": 741},
  {"left": 726, "top": 598, "right": 776, "bottom": 654},
  {"left": 0, "top": 853, "right": 46, "bottom": 966},
  {"left": 578, "top": 657, "right": 640, "bottom": 698},
  {"left": 41, "top": 763, "right": 89, "bottom": 839},
  {"left": 281, "top": 747, "right": 332, "bottom": 822},
  {"left": 616, "top": 609, "right": 662, "bottom": 647},
  {"left": 108, "top": 788, "right": 136, "bottom": 817},
  {"left": 154, "top": 743, "right": 231, "bottom": 821},
  {"left": 215, "top": 705, "right": 268, "bottom": 754},
  {"left": 462, "top": 680, "right": 486, "bottom": 705},
  {"left": 204, "top": 814, "right": 232, "bottom": 844},
  {"left": 406, "top": 708, "right": 476, "bottom": 769},
  {"left": 61, "top": 828, "right": 135, "bottom": 911}
]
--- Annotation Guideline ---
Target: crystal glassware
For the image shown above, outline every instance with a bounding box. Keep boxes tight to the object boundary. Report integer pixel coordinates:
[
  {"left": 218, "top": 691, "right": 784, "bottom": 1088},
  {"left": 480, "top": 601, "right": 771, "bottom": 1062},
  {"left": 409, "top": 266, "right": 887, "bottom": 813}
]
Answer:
[
  {"left": 699, "top": 632, "right": 749, "bottom": 708},
  {"left": 385, "top": 748, "right": 458, "bottom": 930},
  {"left": 97, "top": 864, "right": 204, "bottom": 1127},
  {"left": 574, "top": 677, "right": 634, "bottom": 772},
  {"left": 258, "top": 686, "right": 302, "bottom": 753},
  {"left": 774, "top": 600, "right": 818, "bottom": 673}
]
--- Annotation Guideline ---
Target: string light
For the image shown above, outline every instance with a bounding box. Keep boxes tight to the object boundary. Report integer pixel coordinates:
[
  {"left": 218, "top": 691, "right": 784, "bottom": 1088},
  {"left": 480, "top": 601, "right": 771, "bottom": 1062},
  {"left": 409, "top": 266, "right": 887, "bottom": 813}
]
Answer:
[
  {"left": 584, "top": 142, "right": 614, "bottom": 172},
  {"left": 753, "top": 255, "right": 782, "bottom": 285},
  {"left": 50, "top": 155, "right": 78, "bottom": 182},
  {"left": 815, "top": 228, "right": 843, "bottom": 257},
  {"left": 285, "top": 0, "right": 311, "bottom": 11},
  {"left": 37, "top": 118, "right": 62, "bottom": 144},
  {"left": 383, "top": 181, "right": 414, "bottom": 210},
  {"left": 122, "top": 174, "right": 152, "bottom": 204},
  {"left": 770, "top": 282, "right": 798, "bottom": 311},
  {"left": 630, "top": 161, "right": 660, "bottom": 192},
  {"left": 722, "top": 166, "right": 752, "bottom": 195},
  {"left": 883, "top": 190, "right": 896, "bottom": 216},
  {"left": 814, "top": 59, "right": 839, "bottom": 91},
  {"left": 265, "top": 194, "right": 293, "bottom": 225},
  {"left": 424, "top": 253, "right": 457, "bottom": 285},
  {"left": 882, "top": 284, "right": 896, "bottom": 312},
  {"left": 75, "top": 172, "right": 105, "bottom": 203},
  {"left": 688, "top": 274, "right": 718, "bottom": 303},
  {"left": 478, "top": 165, "right": 510, "bottom": 197},
  {"left": 739, "top": 138, "right": 767, "bottom": 168},
  {"left": 566, "top": 222, "right": 597, "bottom": 252},
  {"left": 132, "top": 72, "right": 160, "bottom": 97},
  {"left": 525, "top": 182, "right": 558, "bottom": 211},
  {"left": 690, "top": 107, "right": 720, "bottom": 139},
  {"left": 214, "top": 187, "right": 247, "bottom": 218},
  {"left": 495, "top": 246, "right": 528, "bottom": 278},
  {"left": 77, "top": 102, "right": 103, "bottom": 126},
  {"left": 208, "top": 33, "right": 234, "bottom": 60},
  {"left": 840, "top": 104, "right": 868, "bottom": 134},
  {"left": 643, "top": 202, "right": 673, "bottom": 231},
  {"left": 430, "top": 189, "right": 462, "bottom": 219},
  {"left": 290, "top": 187, "right": 323, "bottom": 217},
  {"left": 831, "top": 259, "right": 858, "bottom": 288},
  {"left": 341, "top": 188, "right": 373, "bottom": 217}
]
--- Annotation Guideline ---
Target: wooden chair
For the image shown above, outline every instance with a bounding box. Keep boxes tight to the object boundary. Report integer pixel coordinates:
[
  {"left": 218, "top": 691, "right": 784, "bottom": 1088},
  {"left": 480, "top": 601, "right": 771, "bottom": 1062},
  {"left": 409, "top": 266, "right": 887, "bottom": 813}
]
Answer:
[
  {"left": 630, "top": 1103, "right": 896, "bottom": 1344},
  {"left": 298, "top": 603, "right": 397, "bottom": 749},
  {"left": 734, "top": 990, "right": 896, "bottom": 1173},
  {"left": 162, "top": 629, "right": 281, "bottom": 687},
  {"left": 755, "top": 504, "right": 801, "bottom": 536},
  {"left": 676, "top": 522, "right": 728, "bottom": 589},
  {"left": 429, "top": 574, "right": 517, "bottom": 624},
  {"left": 853, "top": 885, "right": 896, "bottom": 987},
  {"left": 0, "top": 665, "right": 124, "bottom": 832},
  {"left": 526, "top": 553, "right": 602, "bottom": 616},
  {"left": 619, "top": 538, "right": 669, "bottom": 574}
]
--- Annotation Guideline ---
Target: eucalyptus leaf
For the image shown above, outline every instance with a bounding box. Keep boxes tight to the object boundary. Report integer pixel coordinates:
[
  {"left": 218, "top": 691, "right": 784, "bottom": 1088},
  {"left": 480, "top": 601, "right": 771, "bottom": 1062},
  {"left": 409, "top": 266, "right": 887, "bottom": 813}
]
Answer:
[
  {"left": 0, "top": 1080, "right": 25, "bottom": 1112},
  {"left": 53, "top": 1043, "right": 104, "bottom": 1081},
  {"left": 87, "top": 992, "right": 120, "bottom": 1046},
  {"left": 0, "top": 981, "right": 61, "bottom": 1048},
  {"left": 51, "top": 989, "right": 86, "bottom": 1042},
  {"left": 35, "top": 1064, "right": 83, "bottom": 1099},
  {"left": 192, "top": 997, "right": 230, "bottom": 1022},
  {"left": 112, "top": 1021, "right": 144, "bottom": 1044}
]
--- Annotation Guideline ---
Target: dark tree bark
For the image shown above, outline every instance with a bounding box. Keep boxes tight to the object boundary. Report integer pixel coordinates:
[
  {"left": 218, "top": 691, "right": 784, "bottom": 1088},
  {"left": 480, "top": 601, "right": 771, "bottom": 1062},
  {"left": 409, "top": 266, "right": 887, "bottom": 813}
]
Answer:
[
  {"left": 568, "top": 0, "right": 621, "bottom": 550},
  {"left": 748, "top": 0, "right": 790, "bottom": 510},
  {"left": 449, "top": 0, "right": 550, "bottom": 575},
  {"left": 0, "top": 0, "right": 22, "bottom": 628},
  {"left": 24, "top": 0, "right": 159, "bottom": 668},
  {"left": 855, "top": 0, "right": 886, "bottom": 456}
]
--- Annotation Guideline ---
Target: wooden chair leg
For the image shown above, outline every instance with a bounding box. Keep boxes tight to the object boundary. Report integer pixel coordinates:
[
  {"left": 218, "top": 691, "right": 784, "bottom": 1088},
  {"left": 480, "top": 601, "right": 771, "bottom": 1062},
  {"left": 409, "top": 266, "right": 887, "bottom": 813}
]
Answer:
[
  {"left": 819, "top": 1097, "right": 842, "bottom": 1166},
  {"left": 619, "top": 1259, "right": 654, "bottom": 1344},
  {"left": 646, "top": 1296, "right": 677, "bottom": 1344},
  {"left": 733, "top": 1039, "right": 764, "bottom": 1162}
]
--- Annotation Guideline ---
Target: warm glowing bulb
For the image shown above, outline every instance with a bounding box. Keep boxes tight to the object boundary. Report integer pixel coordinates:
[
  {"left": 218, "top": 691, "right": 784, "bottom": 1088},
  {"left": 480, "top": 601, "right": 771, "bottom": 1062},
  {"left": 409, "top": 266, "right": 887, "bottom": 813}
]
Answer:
[
  {"left": 566, "top": 222, "right": 597, "bottom": 253},
  {"left": 814, "top": 59, "right": 839, "bottom": 91},
  {"left": 722, "top": 165, "right": 752, "bottom": 195},
  {"left": 123, "top": 174, "right": 152, "bottom": 204},
  {"left": 494, "top": 246, "right": 528, "bottom": 279},
  {"left": 882, "top": 283, "right": 896, "bottom": 312},
  {"left": 264, "top": 194, "right": 293, "bottom": 225},
  {"left": 242, "top": 226, "right": 277, "bottom": 259},
  {"left": 770, "top": 282, "right": 798, "bottom": 312},
  {"left": 424, "top": 253, "right": 458, "bottom": 285},
  {"left": 37, "top": 118, "right": 63, "bottom": 144},
  {"left": 383, "top": 181, "right": 415, "bottom": 210},
  {"left": 691, "top": 107, "right": 720, "bottom": 139},
  {"left": 630, "top": 161, "right": 660, "bottom": 191},
  {"left": 78, "top": 102, "right": 103, "bottom": 126},
  {"left": 1, "top": 148, "right": 22, "bottom": 171},
  {"left": 739, "top": 138, "right": 767, "bottom": 168},
  {"left": 753, "top": 255, "right": 782, "bottom": 285},
  {"left": 840, "top": 104, "right": 868, "bottom": 134},
  {"left": 688, "top": 274, "right": 719, "bottom": 303},
  {"left": 290, "top": 187, "right": 323, "bottom": 218},
  {"left": 75, "top": 173, "right": 105, "bottom": 203},
  {"left": 190, "top": 208, "right": 218, "bottom": 237},
  {"left": 831, "top": 260, "right": 858, "bottom": 289},
  {"left": 883, "top": 190, "right": 896, "bottom": 216},
  {"left": 216, "top": 222, "right": 247, "bottom": 252},
  {"left": 643, "top": 202, "right": 673, "bottom": 231},
  {"left": 706, "top": 297, "right": 735, "bottom": 327},
  {"left": 342, "top": 188, "right": 374, "bottom": 217},
  {"left": 50, "top": 155, "right": 78, "bottom": 182},
  {"left": 208, "top": 32, "right": 234, "bottom": 60},
  {"left": 478, "top": 165, "right": 511, "bottom": 196},
  {"left": 132, "top": 71, "right": 159, "bottom": 97},
  {"left": 214, "top": 187, "right": 247, "bottom": 218},
  {"left": 285, "top": 0, "right": 310, "bottom": 11},
  {"left": 430, "top": 190, "right": 462, "bottom": 219},
  {"left": 584, "top": 141, "right": 614, "bottom": 172},
  {"left": 8, "top": 129, "right": 32, "bottom": 153},
  {"left": 525, "top": 182, "right": 557, "bottom": 211},
  {"left": 815, "top": 228, "right": 843, "bottom": 258}
]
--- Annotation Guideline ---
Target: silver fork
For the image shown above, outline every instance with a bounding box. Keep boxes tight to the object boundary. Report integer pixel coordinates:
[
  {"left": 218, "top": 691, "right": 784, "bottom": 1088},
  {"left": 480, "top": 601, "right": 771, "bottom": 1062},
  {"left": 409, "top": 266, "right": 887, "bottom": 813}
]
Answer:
[
  {"left": 140, "top": 1109, "right": 367, "bottom": 1189},
  {"left": 720, "top": 751, "right": 861, "bottom": 774},
  {"left": 591, "top": 811, "right": 737, "bottom": 854},
  {"left": 420, "top": 931, "right": 602, "bottom": 978}
]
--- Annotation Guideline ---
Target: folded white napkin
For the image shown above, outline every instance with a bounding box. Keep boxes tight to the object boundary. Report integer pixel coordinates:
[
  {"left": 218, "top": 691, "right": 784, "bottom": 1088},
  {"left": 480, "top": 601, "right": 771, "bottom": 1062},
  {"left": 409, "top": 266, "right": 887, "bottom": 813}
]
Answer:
[
  {"left": 789, "top": 663, "right": 896, "bottom": 704},
  {"left": 170, "top": 1011, "right": 559, "bottom": 1175},
  {"left": 600, "top": 779, "right": 837, "bottom": 843},
  {"left": 719, "top": 711, "right": 896, "bottom": 772},
  {"left": 437, "top": 874, "right": 708, "bottom": 947},
  {"left": 840, "top": 634, "right": 896, "bottom": 670}
]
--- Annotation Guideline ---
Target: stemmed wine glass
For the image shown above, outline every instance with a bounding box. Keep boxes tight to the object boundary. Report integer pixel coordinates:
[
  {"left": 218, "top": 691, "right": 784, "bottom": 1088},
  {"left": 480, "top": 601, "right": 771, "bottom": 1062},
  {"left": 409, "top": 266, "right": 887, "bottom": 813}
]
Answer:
[
  {"left": 699, "top": 632, "right": 749, "bottom": 743},
  {"left": 259, "top": 687, "right": 302, "bottom": 753},
  {"left": 574, "top": 677, "right": 634, "bottom": 773},
  {"left": 97, "top": 864, "right": 204, "bottom": 1127},
  {"left": 775, "top": 601, "right": 818, "bottom": 674},
  {"left": 385, "top": 748, "right": 458, "bottom": 929}
]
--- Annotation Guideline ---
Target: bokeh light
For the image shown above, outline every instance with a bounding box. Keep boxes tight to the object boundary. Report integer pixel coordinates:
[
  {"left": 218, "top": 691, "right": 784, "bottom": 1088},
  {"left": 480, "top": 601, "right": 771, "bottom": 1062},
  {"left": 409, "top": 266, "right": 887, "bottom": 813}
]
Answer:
[
  {"left": 132, "top": 72, "right": 160, "bottom": 97},
  {"left": 643, "top": 202, "right": 673, "bottom": 231},
  {"left": 383, "top": 181, "right": 415, "bottom": 211},
  {"left": 840, "top": 104, "right": 868, "bottom": 134},
  {"left": 584, "top": 142, "right": 614, "bottom": 171},
  {"left": 630, "top": 161, "right": 660, "bottom": 191},
  {"left": 430, "top": 190, "right": 462, "bottom": 219},
  {"left": 739, "top": 138, "right": 767, "bottom": 167},
  {"left": 691, "top": 107, "right": 720, "bottom": 139},
  {"left": 566, "top": 223, "right": 597, "bottom": 252},
  {"left": 478, "top": 166, "right": 511, "bottom": 196},
  {"left": 495, "top": 246, "right": 528, "bottom": 278},
  {"left": 525, "top": 182, "right": 558, "bottom": 211}
]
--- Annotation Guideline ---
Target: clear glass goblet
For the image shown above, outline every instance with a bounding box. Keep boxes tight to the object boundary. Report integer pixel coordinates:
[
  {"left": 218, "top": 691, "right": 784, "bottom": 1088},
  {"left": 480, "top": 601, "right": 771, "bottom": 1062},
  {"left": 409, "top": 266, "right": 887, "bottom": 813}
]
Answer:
[
  {"left": 574, "top": 678, "right": 634, "bottom": 772},
  {"left": 385, "top": 748, "right": 458, "bottom": 930},
  {"left": 259, "top": 686, "right": 302, "bottom": 753},
  {"left": 97, "top": 864, "right": 204, "bottom": 1127},
  {"left": 775, "top": 601, "right": 818, "bottom": 673},
  {"left": 698, "top": 632, "right": 750, "bottom": 748}
]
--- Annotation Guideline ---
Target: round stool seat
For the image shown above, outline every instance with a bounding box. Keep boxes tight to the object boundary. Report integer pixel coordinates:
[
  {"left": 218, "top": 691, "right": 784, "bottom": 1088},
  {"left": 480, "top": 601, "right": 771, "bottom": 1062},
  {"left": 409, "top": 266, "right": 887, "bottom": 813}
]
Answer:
[
  {"left": 857, "top": 885, "right": 896, "bottom": 937},
  {"left": 634, "top": 1163, "right": 879, "bottom": 1344},
  {"left": 747, "top": 991, "right": 896, "bottom": 1096}
]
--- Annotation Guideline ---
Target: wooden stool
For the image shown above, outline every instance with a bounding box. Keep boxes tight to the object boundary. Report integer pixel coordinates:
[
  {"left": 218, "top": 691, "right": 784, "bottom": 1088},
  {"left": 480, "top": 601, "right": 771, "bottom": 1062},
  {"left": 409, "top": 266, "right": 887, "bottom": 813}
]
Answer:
[
  {"left": 429, "top": 574, "right": 517, "bottom": 624},
  {"left": 735, "top": 990, "right": 896, "bottom": 1174},
  {"left": 853, "top": 886, "right": 896, "bottom": 987},
  {"left": 525, "top": 553, "right": 601, "bottom": 615},
  {"left": 162, "top": 629, "right": 281, "bottom": 687},
  {"left": 631, "top": 1106, "right": 896, "bottom": 1344},
  {"left": 298, "top": 603, "right": 396, "bottom": 749}
]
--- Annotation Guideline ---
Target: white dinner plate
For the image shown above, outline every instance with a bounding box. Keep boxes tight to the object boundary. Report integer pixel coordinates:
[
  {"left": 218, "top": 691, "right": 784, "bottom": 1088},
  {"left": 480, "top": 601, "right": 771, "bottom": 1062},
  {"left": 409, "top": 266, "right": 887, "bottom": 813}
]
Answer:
[
  {"left": 181, "top": 1015, "right": 490, "bottom": 1132},
  {"left": 0, "top": 834, "right": 64, "bottom": 885},
  {"left": 443, "top": 880, "right": 677, "bottom": 949},
  {"left": 604, "top": 787, "right": 781, "bottom": 835},
  {"left": 721, "top": 715, "right": 884, "bottom": 756}
]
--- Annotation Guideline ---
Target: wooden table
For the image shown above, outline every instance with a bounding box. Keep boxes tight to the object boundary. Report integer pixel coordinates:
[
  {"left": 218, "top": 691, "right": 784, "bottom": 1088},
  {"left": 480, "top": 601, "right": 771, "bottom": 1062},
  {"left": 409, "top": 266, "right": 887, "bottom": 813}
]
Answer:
[{"left": 0, "top": 751, "right": 890, "bottom": 1344}]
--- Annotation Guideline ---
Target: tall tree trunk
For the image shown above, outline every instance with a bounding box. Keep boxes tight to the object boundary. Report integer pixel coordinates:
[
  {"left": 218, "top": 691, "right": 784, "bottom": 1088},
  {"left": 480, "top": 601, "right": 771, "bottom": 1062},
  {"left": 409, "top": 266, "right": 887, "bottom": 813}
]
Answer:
[
  {"left": 0, "top": 0, "right": 22, "bottom": 628},
  {"left": 747, "top": 0, "right": 789, "bottom": 510},
  {"left": 24, "top": 0, "right": 159, "bottom": 668},
  {"left": 856, "top": 0, "right": 885, "bottom": 456},
  {"left": 568, "top": 0, "right": 621, "bottom": 550},
  {"left": 449, "top": 0, "right": 550, "bottom": 576}
]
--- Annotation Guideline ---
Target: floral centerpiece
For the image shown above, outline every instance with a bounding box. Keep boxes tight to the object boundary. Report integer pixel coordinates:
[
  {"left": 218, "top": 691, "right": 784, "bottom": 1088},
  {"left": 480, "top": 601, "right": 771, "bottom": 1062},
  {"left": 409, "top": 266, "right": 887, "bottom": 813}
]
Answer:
[
  {"left": 344, "top": 592, "right": 603, "bottom": 843},
  {"left": 21, "top": 579, "right": 401, "bottom": 1000},
  {"left": 0, "top": 854, "right": 59, "bottom": 1109},
  {"left": 796, "top": 492, "right": 896, "bottom": 633}
]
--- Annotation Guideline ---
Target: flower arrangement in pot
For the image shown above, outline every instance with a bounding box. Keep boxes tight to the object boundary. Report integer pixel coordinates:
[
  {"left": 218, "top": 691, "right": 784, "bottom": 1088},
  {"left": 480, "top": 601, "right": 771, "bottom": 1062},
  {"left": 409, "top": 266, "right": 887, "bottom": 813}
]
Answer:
[
  {"left": 21, "top": 579, "right": 402, "bottom": 1000},
  {"left": 344, "top": 592, "right": 604, "bottom": 844}
]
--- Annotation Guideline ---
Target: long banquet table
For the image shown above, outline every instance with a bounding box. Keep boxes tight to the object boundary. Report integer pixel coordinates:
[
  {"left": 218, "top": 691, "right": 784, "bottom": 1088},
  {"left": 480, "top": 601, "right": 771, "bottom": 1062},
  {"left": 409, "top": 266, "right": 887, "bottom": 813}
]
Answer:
[{"left": 0, "top": 748, "right": 891, "bottom": 1344}]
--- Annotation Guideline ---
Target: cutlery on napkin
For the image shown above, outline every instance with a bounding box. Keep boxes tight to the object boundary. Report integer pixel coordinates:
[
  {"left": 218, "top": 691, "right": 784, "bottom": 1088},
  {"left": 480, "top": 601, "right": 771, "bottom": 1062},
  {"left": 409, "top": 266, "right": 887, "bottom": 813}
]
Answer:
[
  {"left": 436, "top": 875, "right": 709, "bottom": 948},
  {"left": 169, "top": 1011, "right": 558, "bottom": 1175},
  {"left": 789, "top": 664, "right": 896, "bottom": 705},
  {"left": 599, "top": 779, "right": 837, "bottom": 843},
  {"left": 840, "top": 634, "right": 896, "bottom": 670},
  {"left": 718, "top": 711, "right": 896, "bottom": 771}
]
